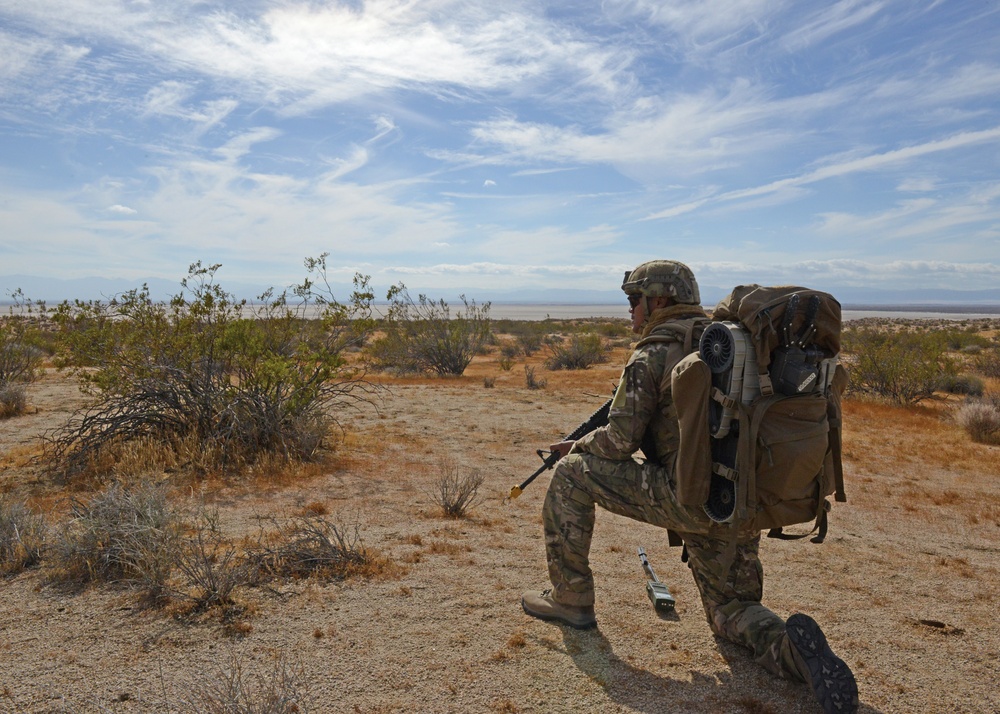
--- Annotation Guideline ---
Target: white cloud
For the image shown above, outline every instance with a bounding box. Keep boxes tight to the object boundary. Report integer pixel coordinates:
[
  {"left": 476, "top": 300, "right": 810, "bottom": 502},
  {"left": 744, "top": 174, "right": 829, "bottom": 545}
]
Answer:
[
  {"left": 781, "top": 0, "right": 885, "bottom": 51},
  {"left": 106, "top": 204, "right": 137, "bottom": 215},
  {"left": 897, "top": 177, "right": 938, "bottom": 192}
]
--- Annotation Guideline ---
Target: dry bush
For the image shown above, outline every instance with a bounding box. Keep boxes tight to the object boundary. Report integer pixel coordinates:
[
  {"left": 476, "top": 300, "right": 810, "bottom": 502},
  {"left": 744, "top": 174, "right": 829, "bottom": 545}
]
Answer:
[
  {"left": 433, "top": 461, "right": 485, "bottom": 518},
  {"left": 247, "top": 516, "right": 384, "bottom": 582},
  {"left": 0, "top": 382, "right": 27, "bottom": 419},
  {"left": 176, "top": 650, "right": 311, "bottom": 714},
  {"left": 954, "top": 396, "right": 1000, "bottom": 445},
  {"left": 0, "top": 498, "right": 47, "bottom": 575},
  {"left": 48, "top": 483, "right": 182, "bottom": 599},
  {"left": 174, "top": 526, "right": 249, "bottom": 613},
  {"left": 524, "top": 365, "right": 547, "bottom": 390}
]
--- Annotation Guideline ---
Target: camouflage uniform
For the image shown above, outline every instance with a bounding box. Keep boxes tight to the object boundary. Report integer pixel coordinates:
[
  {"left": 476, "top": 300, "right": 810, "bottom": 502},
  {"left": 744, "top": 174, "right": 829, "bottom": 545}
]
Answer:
[{"left": 542, "top": 304, "right": 807, "bottom": 682}]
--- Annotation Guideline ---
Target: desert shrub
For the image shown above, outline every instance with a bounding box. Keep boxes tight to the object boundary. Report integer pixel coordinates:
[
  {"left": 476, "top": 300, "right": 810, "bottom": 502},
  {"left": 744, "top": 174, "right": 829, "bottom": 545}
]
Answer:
[
  {"left": 941, "top": 329, "right": 991, "bottom": 352},
  {"left": 973, "top": 348, "right": 1000, "bottom": 379},
  {"left": 0, "top": 292, "right": 45, "bottom": 385},
  {"left": 177, "top": 650, "right": 311, "bottom": 714},
  {"left": 524, "top": 365, "right": 547, "bottom": 390},
  {"left": 0, "top": 292, "right": 46, "bottom": 419},
  {"left": 544, "top": 333, "right": 608, "bottom": 370},
  {"left": 49, "top": 483, "right": 182, "bottom": 598},
  {"left": 935, "top": 373, "right": 985, "bottom": 396},
  {"left": 0, "top": 498, "right": 47, "bottom": 575},
  {"left": 432, "top": 461, "right": 485, "bottom": 518},
  {"left": 367, "top": 286, "right": 491, "bottom": 376},
  {"left": 0, "top": 383, "right": 27, "bottom": 419},
  {"left": 174, "top": 526, "right": 247, "bottom": 612},
  {"left": 842, "top": 327, "right": 956, "bottom": 404},
  {"left": 247, "top": 516, "right": 379, "bottom": 581},
  {"left": 499, "top": 340, "right": 521, "bottom": 359},
  {"left": 954, "top": 395, "right": 1000, "bottom": 445},
  {"left": 46, "top": 257, "right": 379, "bottom": 480}
]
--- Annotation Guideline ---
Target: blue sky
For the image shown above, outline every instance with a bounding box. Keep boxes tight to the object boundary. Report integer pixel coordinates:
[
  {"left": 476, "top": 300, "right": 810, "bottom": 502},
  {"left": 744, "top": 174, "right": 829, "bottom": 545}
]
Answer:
[{"left": 2, "top": 0, "right": 999, "bottom": 300}]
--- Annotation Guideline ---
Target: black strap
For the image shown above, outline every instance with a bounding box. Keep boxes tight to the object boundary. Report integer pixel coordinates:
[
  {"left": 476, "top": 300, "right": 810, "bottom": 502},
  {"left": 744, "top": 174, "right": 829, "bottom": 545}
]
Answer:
[{"left": 766, "top": 501, "right": 830, "bottom": 544}]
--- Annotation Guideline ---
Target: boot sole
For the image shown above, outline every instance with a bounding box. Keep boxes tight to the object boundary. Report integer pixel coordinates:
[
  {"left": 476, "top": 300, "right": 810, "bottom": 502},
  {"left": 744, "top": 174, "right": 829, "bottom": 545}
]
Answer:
[{"left": 787, "top": 613, "right": 859, "bottom": 714}]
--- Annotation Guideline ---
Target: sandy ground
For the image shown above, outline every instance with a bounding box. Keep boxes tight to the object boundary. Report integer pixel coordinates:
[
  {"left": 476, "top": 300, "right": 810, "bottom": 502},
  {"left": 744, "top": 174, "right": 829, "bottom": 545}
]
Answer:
[{"left": 0, "top": 347, "right": 999, "bottom": 714}]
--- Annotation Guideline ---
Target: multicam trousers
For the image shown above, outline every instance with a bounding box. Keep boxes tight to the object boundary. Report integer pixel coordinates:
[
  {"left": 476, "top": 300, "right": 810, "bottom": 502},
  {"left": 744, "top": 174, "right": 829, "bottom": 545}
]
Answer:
[{"left": 542, "top": 452, "right": 807, "bottom": 683}]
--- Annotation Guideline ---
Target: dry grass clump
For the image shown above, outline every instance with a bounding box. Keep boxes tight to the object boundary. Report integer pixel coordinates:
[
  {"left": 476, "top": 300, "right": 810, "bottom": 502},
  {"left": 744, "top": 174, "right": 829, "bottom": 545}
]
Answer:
[
  {"left": 0, "top": 383, "right": 27, "bottom": 419},
  {"left": 953, "top": 395, "right": 1000, "bottom": 445},
  {"left": 0, "top": 497, "right": 47, "bottom": 575},
  {"left": 173, "top": 526, "right": 248, "bottom": 614},
  {"left": 47, "top": 483, "right": 182, "bottom": 600},
  {"left": 176, "top": 650, "right": 311, "bottom": 714},
  {"left": 247, "top": 516, "right": 388, "bottom": 582},
  {"left": 432, "top": 460, "right": 485, "bottom": 518}
]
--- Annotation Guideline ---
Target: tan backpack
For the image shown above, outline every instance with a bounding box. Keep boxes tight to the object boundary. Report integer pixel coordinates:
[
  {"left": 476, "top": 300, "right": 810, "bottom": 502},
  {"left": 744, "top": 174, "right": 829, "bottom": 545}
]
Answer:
[{"left": 672, "top": 285, "right": 848, "bottom": 541}]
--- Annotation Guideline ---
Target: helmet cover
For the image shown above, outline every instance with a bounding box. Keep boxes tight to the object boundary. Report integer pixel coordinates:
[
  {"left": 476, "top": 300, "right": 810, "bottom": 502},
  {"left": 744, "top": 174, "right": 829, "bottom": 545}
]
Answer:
[{"left": 621, "top": 260, "right": 701, "bottom": 305}]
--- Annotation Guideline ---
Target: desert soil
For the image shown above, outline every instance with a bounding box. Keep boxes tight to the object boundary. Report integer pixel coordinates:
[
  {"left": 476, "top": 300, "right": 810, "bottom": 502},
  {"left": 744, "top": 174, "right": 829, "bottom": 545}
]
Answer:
[{"left": 0, "top": 336, "right": 999, "bottom": 714}]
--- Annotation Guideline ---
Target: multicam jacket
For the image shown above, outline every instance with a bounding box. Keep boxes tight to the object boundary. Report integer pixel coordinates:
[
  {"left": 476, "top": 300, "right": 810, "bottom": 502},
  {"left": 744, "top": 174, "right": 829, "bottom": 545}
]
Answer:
[{"left": 572, "top": 305, "right": 708, "bottom": 472}]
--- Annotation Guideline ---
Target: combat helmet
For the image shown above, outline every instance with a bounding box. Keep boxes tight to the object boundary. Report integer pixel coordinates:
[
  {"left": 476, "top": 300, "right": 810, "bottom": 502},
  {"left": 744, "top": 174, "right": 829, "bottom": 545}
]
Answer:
[{"left": 622, "top": 260, "right": 701, "bottom": 306}]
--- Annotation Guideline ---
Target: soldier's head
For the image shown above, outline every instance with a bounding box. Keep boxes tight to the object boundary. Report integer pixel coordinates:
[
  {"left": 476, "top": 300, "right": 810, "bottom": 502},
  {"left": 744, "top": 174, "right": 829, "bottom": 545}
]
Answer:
[{"left": 621, "top": 260, "right": 701, "bottom": 331}]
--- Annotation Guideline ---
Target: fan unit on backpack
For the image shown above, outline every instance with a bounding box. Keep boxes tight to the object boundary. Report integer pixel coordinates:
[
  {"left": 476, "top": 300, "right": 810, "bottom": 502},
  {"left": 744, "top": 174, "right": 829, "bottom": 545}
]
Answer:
[{"left": 699, "top": 321, "right": 760, "bottom": 439}]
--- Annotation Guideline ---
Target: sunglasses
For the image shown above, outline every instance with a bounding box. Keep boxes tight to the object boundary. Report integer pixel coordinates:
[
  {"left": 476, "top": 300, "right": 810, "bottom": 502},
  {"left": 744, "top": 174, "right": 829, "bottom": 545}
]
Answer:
[{"left": 627, "top": 294, "right": 641, "bottom": 308}]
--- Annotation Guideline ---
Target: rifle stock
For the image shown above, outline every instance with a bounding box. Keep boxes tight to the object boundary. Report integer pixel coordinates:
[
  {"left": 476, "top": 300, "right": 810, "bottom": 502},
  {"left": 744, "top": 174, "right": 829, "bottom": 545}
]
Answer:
[{"left": 506, "top": 398, "right": 612, "bottom": 501}]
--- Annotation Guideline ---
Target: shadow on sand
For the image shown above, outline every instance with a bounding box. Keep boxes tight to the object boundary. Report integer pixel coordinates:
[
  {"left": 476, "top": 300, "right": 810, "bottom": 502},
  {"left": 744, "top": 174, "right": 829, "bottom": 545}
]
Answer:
[{"left": 554, "top": 625, "right": 881, "bottom": 714}]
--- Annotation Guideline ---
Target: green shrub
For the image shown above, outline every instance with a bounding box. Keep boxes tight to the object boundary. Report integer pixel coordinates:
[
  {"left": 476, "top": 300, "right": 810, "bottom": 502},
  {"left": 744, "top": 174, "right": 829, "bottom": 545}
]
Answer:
[
  {"left": 367, "top": 287, "right": 491, "bottom": 376},
  {"left": 973, "top": 348, "right": 1000, "bottom": 379},
  {"left": 46, "top": 258, "right": 378, "bottom": 479},
  {"left": 842, "top": 327, "right": 956, "bottom": 404},
  {"left": 935, "top": 373, "right": 985, "bottom": 397},
  {"left": 544, "top": 333, "right": 608, "bottom": 370}
]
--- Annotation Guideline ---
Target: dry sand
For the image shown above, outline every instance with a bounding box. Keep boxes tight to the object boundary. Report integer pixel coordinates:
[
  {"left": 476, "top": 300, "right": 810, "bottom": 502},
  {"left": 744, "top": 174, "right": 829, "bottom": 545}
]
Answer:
[{"left": 0, "top": 345, "right": 998, "bottom": 714}]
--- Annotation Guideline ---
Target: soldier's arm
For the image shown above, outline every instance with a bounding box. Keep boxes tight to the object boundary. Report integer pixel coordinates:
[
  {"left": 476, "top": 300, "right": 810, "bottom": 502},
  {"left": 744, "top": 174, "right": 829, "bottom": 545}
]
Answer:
[{"left": 573, "top": 352, "right": 658, "bottom": 460}]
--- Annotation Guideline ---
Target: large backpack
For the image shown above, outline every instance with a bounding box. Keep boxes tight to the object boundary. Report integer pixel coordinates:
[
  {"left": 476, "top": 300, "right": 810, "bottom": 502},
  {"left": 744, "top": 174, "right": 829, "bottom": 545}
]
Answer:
[{"left": 671, "top": 285, "right": 848, "bottom": 542}]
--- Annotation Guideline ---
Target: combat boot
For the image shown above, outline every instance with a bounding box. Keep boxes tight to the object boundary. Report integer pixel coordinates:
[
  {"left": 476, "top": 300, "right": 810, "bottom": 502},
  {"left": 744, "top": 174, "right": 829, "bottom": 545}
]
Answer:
[
  {"left": 521, "top": 589, "right": 596, "bottom": 629},
  {"left": 787, "top": 613, "right": 859, "bottom": 714}
]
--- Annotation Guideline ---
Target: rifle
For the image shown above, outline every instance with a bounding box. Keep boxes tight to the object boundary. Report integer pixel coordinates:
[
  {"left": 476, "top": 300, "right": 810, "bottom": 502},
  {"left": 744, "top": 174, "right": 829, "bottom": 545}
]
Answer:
[{"left": 505, "top": 398, "right": 612, "bottom": 502}]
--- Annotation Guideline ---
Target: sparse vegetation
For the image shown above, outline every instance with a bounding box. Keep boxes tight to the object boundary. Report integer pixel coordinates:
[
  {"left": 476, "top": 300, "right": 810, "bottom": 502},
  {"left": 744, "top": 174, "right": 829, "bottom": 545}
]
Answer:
[
  {"left": 48, "top": 483, "right": 182, "bottom": 599},
  {"left": 247, "top": 516, "right": 382, "bottom": 581},
  {"left": 177, "top": 650, "right": 311, "bottom": 714},
  {"left": 544, "top": 333, "right": 609, "bottom": 370},
  {"left": 0, "top": 290, "right": 45, "bottom": 419},
  {"left": 935, "top": 372, "right": 985, "bottom": 396},
  {"left": 45, "top": 258, "right": 379, "bottom": 480},
  {"left": 954, "top": 394, "right": 1000, "bottom": 445},
  {"left": 432, "top": 460, "right": 485, "bottom": 518},
  {"left": 367, "top": 286, "right": 491, "bottom": 376},
  {"left": 524, "top": 365, "right": 547, "bottom": 390},
  {"left": 174, "top": 525, "right": 247, "bottom": 613},
  {"left": 973, "top": 347, "right": 1000, "bottom": 379},
  {"left": 842, "top": 326, "right": 956, "bottom": 404},
  {"left": 0, "top": 498, "right": 47, "bottom": 575}
]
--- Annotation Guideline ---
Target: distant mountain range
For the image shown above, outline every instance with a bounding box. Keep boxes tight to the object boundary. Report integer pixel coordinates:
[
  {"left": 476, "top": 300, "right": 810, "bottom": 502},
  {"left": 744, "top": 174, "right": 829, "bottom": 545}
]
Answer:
[{"left": 3, "top": 274, "right": 1000, "bottom": 310}]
